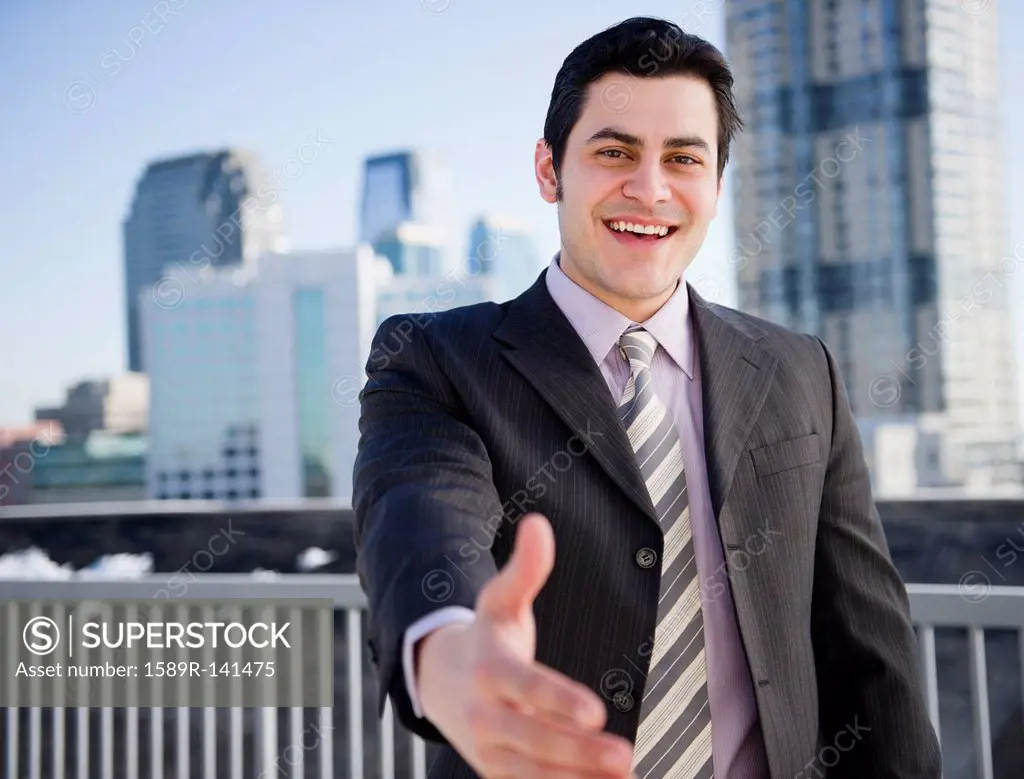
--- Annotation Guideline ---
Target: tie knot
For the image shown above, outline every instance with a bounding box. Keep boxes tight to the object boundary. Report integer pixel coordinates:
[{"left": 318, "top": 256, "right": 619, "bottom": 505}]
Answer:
[{"left": 619, "top": 328, "right": 658, "bottom": 372}]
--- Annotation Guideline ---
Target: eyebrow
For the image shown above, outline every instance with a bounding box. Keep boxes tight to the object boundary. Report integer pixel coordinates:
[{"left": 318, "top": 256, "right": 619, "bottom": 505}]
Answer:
[{"left": 584, "top": 127, "right": 711, "bottom": 154}]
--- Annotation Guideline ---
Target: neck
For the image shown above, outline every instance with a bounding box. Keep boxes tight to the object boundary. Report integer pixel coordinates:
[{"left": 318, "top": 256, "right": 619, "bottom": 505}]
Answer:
[{"left": 558, "top": 251, "right": 676, "bottom": 323}]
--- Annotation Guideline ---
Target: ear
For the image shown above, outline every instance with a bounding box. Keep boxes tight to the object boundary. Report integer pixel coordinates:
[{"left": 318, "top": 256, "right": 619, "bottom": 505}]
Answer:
[{"left": 535, "top": 139, "right": 558, "bottom": 204}]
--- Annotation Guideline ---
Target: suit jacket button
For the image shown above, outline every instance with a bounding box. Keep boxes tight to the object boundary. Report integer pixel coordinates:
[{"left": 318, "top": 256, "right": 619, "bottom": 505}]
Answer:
[
  {"left": 635, "top": 548, "right": 657, "bottom": 569},
  {"left": 612, "top": 691, "right": 634, "bottom": 712}
]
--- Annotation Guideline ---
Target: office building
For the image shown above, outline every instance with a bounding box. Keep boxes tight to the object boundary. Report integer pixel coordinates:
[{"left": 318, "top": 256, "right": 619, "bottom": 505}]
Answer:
[
  {"left": 28, "top": 431, "right": 147, "bottom": 505},
  {"left": 857, "top": 416, "right": 946, "bottom": 496},
  {"left": 725, "top": 0, "right": 1019, "bottom": 485},
  {"left": 35, "top": 374, "right": 149, "bottom": 439},
  {"left": 467, "top": 214, "right": 541, "bottom": 303},
  {"left": 0, "top": 421, "right": 64, "bottom": 506},
  {"left": 140, "top": 247, "right": 377, "bottom": 502},
  {"left": 359, "top": 150, "right": 456, "bottom": 274},
  {"left": 372, "top": 222, "right": 446, "bottom": 277},
  {"left": 123, "top": 149, "right": 286, "bottom": 372},
  {"left": 375, "top": 269, "right": 495, "bottom": 329}
]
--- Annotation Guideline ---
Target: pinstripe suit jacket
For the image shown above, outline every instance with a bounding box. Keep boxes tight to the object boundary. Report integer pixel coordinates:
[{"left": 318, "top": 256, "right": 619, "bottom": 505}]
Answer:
[{"left": 352, "top": 270, "right": 942, "bottom": 778}]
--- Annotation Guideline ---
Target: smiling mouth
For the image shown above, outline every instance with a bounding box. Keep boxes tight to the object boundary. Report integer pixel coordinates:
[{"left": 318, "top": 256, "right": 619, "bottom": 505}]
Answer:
[{"left": 603, "top": 220, "right": 679, "bottom": 242}]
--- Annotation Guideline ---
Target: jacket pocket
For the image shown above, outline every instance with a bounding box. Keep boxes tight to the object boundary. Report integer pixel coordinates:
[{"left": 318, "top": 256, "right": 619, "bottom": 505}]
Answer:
[{"left": 749, "top": 432, "right": 821, "bottom": 478}]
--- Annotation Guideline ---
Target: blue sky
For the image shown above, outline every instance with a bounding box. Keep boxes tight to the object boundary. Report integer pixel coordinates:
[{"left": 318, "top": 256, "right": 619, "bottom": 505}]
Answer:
[{"left": 1, "top": 0, "right": 1021, "bottom": 427}]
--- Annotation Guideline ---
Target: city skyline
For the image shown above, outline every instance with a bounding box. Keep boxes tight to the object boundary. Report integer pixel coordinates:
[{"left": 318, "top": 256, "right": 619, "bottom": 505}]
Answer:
[{"left": 1, "top": 0, "right": 1021, "bottom": 431}]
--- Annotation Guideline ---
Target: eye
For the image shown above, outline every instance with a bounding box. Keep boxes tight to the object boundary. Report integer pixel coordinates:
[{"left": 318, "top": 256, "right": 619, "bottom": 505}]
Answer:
[
  {"left": 599, "top": 148, "right": 629, "bottom": 159},
  {"left": 669, "top": 154, "right": 700, "bottom": 165}
]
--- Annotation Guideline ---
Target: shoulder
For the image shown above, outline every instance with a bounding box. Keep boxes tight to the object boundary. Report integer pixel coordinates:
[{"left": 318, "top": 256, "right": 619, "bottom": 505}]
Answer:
[
  {"left": 696, "top": 297, "right": 830, "bottom": 371},
  {"left": 695, "top": 298, "right": 844, "bottom": 444}
]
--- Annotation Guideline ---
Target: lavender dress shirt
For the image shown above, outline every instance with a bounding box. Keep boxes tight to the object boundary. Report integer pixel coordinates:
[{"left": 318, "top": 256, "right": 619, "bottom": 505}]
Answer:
[{"left": 403, "top": 254, "right": 769, "bottom": 778}]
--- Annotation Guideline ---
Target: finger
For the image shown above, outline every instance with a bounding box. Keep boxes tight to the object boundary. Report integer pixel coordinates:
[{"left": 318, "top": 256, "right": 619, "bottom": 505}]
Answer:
[
  {"left": 487, "top": 703, "right": 635, "bottom": 775},
  {"left": 477, "top": 513, "right": 554, "bottom": 622},
  {"left": 477, "top": 656, "right": 608, "bottom": 730},
  {"left": 481, "top": 744, "right": 635, "bottom": 779}
]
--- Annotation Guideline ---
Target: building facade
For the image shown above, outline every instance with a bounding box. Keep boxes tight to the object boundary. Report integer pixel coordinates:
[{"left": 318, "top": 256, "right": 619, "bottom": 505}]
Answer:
[
  {"left": 35, "top": 374, "right": 149, "bottom": 439},
  {"left": 140, "top": 248, "right": 377, "bottom": 502},
  {"left": 467, "top": 214, "right": 542, "bottom": 303},
  {"left": 123, "top": 149, "right": 285, "bottom": 372},
  {"left": 372, "top": 222, "right": 447, "bottom": 277},
  {"left": 0, "top": 421, "right": 64, "bottom": 506},
  {"left": 725, "top": 0, "right": 1019, "bottom": 485},
  {"left": 358, "top": 150, "right": 456, "bottom": 275},
  {"left": 28, "top": 432, "right": 147, "bottom": 505},
  {"left": 372, "top": 233, "right": 498, "bottom": 332}
]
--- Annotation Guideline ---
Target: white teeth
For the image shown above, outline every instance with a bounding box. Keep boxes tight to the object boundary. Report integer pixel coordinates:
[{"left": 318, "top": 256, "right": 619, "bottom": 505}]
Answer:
[{"left": 608, "top": 221, "right": 671, "bottom": 237}]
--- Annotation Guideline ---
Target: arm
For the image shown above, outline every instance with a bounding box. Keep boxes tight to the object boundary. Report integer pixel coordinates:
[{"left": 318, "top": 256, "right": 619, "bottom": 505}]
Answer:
[
  {"left": 809, "top": 336, "right": 942, "bottom": 778},
  {"left": 352, "top": 314, "right": 504, "bottom": 741}
]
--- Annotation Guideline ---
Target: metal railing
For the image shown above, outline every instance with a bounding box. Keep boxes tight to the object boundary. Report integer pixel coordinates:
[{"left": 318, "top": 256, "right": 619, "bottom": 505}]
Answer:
[
  {"left": 1, "top": 577, "right": 1023, "bottom": 779},
  {"left": 909, "top": 584, "right": 1024, "bottom": 779}
]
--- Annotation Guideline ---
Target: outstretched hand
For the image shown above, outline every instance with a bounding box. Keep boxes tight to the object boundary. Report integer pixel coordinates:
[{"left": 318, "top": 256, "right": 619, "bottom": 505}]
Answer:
[{"left": 416, "top": 513, "right": 638, "bottom": 778}]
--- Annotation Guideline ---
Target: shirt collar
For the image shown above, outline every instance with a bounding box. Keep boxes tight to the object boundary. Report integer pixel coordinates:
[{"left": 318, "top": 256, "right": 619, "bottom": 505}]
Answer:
[{"left": 544, "top": 252, "right": 694, "bottom": 378}]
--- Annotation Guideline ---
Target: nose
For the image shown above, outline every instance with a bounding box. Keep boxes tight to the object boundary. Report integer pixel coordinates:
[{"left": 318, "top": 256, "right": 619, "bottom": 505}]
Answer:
[{"left": 622, "top": 158, "right": 671, "bottom": 208}]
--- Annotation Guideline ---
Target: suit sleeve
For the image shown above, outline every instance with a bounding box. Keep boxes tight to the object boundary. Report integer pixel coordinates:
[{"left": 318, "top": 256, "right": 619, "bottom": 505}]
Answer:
[
  {"left": 352, "top": 314, "right": 505, "bottom": 742},
  {"left": 809, "top": 336, "right": 942, "bottom": 778}
]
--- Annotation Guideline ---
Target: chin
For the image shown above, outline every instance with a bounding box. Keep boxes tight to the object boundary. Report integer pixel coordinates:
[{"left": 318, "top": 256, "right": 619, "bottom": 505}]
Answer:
[{"left": 603, "top": 271, "right": 675, "bottom": 302}]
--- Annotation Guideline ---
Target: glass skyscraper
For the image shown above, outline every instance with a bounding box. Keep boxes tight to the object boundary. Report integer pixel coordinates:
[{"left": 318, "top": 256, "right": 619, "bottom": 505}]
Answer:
[
  {"left": 123, "top": 149, "right": 285, "bottom": 372},
  {"left": 467, "top": 215, "right": 541, "bottom": 303},
  {"left": 725, "top": 0, "right": 1018, "bottom": 484},
  {"left": 359, "top": 149, "right": 456, "bottom": 274},
  {"left": 372, "top": 222, "right": 446, "bottom": 277}
]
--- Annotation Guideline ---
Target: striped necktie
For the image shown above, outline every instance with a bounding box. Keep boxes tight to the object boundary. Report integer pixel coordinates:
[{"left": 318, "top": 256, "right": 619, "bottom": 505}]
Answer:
[{"left": 617, "top": 327, "right": 714, "bottom": 779}]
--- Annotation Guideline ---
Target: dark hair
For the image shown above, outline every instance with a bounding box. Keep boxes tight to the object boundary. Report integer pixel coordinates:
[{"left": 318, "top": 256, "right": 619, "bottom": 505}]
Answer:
[{"left": 543, "top": 17, "right": 742, "bottom": 187}]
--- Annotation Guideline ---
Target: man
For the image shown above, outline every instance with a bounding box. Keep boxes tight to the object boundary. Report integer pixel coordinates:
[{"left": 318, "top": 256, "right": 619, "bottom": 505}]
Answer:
[{"left": 353, "top": 16, "right": 942, "bottom": 779}]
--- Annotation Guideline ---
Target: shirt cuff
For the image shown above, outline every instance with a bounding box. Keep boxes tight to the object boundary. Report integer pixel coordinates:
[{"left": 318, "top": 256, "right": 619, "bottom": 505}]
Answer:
[{"left": 402, "top": 606, "right": 477, "bottom": 719}]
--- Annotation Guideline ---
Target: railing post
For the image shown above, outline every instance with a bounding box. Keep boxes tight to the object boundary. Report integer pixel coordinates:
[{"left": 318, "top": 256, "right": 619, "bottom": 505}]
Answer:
[
  {"left": 918, "top": 624, "right": 941, "bottom": 744},
  {"left": 347, "top": 608, "right": 363, "bottom": 779},
  {"left": 967, "top": 626, "right": 994, "bottom": 779}
]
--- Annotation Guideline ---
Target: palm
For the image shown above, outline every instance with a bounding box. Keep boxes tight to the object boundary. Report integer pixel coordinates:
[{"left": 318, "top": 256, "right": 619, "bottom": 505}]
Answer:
[{"left": 490, "top": 604, "right": 537, "bottom": 661}]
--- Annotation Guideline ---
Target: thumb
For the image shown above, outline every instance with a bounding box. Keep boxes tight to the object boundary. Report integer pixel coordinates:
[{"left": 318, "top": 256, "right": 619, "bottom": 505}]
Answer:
[{"left": 477, "top": 513, "right": 555, "bottom": 621}]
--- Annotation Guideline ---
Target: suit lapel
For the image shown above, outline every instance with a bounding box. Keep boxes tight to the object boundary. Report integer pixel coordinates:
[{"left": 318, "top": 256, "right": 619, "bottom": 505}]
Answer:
[
  {"left": 493, "top": 273, "right": 659, "bottom": 526},
  {"left": 688, "top": 286, "right": 779, "bottom": 526}
]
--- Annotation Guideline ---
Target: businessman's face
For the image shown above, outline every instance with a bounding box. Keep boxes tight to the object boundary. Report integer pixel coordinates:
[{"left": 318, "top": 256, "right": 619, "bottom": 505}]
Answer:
[{"left": 536, "top": 72, "right": 722, "bottom": 320}]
